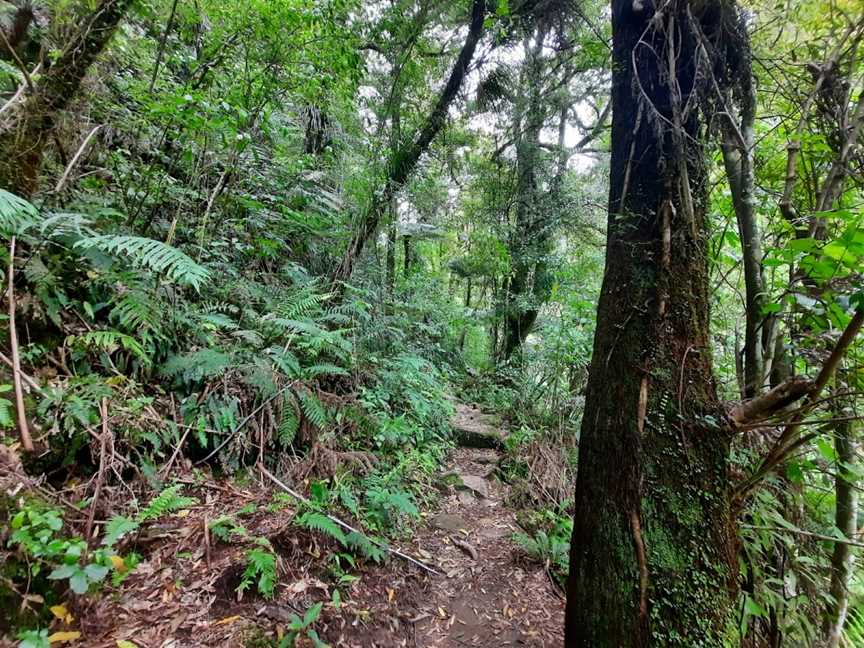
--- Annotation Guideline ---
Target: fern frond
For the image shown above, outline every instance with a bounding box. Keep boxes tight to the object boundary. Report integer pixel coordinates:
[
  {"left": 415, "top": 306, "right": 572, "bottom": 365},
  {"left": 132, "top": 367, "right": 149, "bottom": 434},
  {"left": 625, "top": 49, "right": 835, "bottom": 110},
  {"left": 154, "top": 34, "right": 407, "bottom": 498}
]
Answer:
[
  {"left": 297, "top": 512, "right": 346, "bottom": 544},
  {"left": 139, "top": 485, "right": 198, "bottom": 521},
  {"left": 0, "top": 189, "right": 41, "bottom": 236},
  {"left": 277, "top": 393, "right": 300, "bottom": 446},
  {"left": 160, "top": 348, "right": 232, "bottom": 382},
  {"left": 265, "top": 346, "right": 301, "bottom": 378},
  {"left": 298, "top": 390, "right": 328, "bottom": 429},
  {"left": 344, "top": 531, "right": 385, "bottom": 563},
  {"left": 67, "top": 330, "right": 151, "bottom": 365},
  {"left": 75, "top": 235, "right": 209, "bottom": 289}
]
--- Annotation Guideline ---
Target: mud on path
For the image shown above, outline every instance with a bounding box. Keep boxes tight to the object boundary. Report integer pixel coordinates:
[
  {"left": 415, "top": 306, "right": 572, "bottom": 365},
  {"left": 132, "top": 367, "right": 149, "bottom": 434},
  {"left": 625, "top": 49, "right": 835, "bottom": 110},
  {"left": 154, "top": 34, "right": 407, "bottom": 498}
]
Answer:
[{"left": 35, "top": 405, "right": 563, "bottom": 647}]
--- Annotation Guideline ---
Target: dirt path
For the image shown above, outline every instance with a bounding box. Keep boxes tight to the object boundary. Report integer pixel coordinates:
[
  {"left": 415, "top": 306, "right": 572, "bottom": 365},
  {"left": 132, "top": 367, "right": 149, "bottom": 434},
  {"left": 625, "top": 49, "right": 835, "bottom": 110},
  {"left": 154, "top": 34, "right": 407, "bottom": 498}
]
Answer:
[
  {"left": 48, "top": 404, "right": 564, "bottom": 647},
  {"left": 330, "top": 404, "right": 565, "bottom": 647}
]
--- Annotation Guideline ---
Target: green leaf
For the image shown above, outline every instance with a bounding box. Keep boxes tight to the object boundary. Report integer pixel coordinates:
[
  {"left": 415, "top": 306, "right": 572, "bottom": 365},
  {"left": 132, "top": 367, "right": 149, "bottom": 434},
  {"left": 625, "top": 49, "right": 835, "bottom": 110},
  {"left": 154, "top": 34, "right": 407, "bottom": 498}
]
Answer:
[
  {"left": 84, "top": 563, "right": 109, "bottom": 581},
  {"left": 102, "top": 516, "right": 139, "bottom": 547}
]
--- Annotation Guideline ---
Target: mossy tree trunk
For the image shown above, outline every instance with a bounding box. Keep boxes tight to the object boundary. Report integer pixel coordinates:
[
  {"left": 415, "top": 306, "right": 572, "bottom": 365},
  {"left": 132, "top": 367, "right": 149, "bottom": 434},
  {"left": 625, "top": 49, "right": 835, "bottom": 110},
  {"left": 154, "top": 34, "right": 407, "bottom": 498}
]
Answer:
[
  {"left": 565, "top": 1, "right": 742, "bottom": 645},
  {"left": 0, "top": 0, "right": 131, "bottom": 196}
]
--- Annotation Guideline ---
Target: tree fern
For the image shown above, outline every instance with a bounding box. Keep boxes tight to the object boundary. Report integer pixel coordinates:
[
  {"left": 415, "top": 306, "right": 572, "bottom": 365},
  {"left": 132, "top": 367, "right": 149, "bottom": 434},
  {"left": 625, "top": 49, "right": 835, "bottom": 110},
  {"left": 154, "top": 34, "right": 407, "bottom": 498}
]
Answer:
[
  {"left": 0, "top": 189, "right": 41, "bottom": 236},
  {"left": 74, "top": 235, "right": 209, "bottom": 289}
]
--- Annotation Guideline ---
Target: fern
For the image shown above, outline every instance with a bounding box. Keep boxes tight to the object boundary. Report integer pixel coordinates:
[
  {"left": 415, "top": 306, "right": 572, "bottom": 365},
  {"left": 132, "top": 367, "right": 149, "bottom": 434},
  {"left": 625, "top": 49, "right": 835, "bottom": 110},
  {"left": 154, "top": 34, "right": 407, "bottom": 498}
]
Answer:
[
  {"left": 277, "top": 393, "right": 300, "bottom": 446},
  {"left": 139, "top": 485, "right": 198, "bottom": 521},
  {"left": 344, "top": 531, "right": 385, "bottom": 563},
  {"left": 266, "top": 346, "right": 301, "bottom": 378},
  {"left": 846, "top": 607, "right": 864, "bottom": 646},
  {"left": 298, "top": 390, "right": 328, "bottom": 429},
  {"left": 102, "top": 515, "right": 140, "bottom": 547},
  {"left": 0, "top": 189, "right": 41, "bottom": 235},
  {"left": 160, "top": 348, "right": 233, "bottom": 383},
  {"left": 74, "top": 235, "right": 209, "bottom": 289},
  {"left": 67, "top": 330, "right": 151, "bottom": 365},
  {"left": 238, "top": 541, "right": 277, "bottom": 599},
  {"left": 302, "top": 363, "right": 349, "bottom": 379},
  {"left": 296, "top": 512, "right": 346, "bottom": 545},
  {"left": 110, "top": 289, "right": 165, "bottom": 340}
]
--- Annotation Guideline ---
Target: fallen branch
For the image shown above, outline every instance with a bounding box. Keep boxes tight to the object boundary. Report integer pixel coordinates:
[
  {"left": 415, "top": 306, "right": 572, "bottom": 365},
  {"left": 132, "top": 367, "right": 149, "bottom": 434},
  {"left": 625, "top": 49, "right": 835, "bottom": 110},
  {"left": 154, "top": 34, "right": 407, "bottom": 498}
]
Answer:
[
  {"left": 7, "top": 237, "right": 33, "bottom": 452},
  {"left": 85, "top": 398, "right": 111, "bottom": 547},
  {"left": 258, "top": 464, "right": 441, "bottom": 576},
  {"left": 194, "top": 383, "right": 296, "bottom": 465}
]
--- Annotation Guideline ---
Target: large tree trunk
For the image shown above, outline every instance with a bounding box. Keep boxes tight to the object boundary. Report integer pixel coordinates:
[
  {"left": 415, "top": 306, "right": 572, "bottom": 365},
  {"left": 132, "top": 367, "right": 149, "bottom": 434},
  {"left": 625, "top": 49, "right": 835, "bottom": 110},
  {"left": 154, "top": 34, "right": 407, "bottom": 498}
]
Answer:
[
  {"left": 565, "top": 2, "right": 741, "bottom": 645},
  {"left": 0, "top": 0, "right": 131, "bottom": 196}
]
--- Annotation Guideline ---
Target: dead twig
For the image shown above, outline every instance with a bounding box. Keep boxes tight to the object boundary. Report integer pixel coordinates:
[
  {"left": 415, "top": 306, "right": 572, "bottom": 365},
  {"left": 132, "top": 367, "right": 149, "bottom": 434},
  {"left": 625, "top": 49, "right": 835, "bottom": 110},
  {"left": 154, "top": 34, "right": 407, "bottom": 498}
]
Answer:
[
  {"left": 0, "top": 350, "right": 42, "bottom": 394},
  {"left": 7, "top": 237, "right": 33, "bottom": 452},
  {"left": 53, "top": 125, "right": 103, "bottom": 193},
  {"left": 85, "top": 398, "right": 111, "bottom": 548}
]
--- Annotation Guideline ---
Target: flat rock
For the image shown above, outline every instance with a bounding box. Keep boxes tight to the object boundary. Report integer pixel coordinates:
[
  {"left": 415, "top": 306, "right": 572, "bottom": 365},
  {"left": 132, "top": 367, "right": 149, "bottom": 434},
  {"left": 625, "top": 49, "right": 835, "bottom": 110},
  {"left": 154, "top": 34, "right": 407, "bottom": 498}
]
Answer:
[
  {"left": 451, "top": 404, "right": 506, "bottom": 450},
  {"left": 455, "top": 474, "right": 489, "bottom": 498},
  {"left": 430, "top": 513, "right": 469, "bottom": 532}
]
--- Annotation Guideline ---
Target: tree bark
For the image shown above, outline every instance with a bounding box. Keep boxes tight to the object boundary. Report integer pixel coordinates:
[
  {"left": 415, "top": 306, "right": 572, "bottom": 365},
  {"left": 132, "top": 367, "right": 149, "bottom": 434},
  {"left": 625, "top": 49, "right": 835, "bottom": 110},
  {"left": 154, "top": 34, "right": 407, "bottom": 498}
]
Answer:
[
  {"left": 0, "top": 0, "right": 131, "bottom": 196},
  {"left": 821, "top": 417, "right": 858, "bottom": 648},
  {"left": 720, "top": 68, "right": 764, "bottom": 398},
  {"left": 565, "top": 2, "right": 741, "bottom": 645},
  {"left": 329, "top": 0, "right": 486, "bottom": 289}
]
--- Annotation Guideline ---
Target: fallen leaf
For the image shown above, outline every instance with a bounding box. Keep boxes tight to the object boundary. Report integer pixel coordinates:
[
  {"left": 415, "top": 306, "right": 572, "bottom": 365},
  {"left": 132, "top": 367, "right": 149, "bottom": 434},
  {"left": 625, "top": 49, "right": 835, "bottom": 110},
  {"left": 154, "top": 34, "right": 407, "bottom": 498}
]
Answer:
[
  {"left": 387, "top": 588, "right": 396, "bottom": 602},
  {"left": 50, "top": 604, "right": 74, "bottom": 624},
  {"left": 214, "top": 615, "right": 240, "bottom": 626},
  {"left": 48, "top": 631, "right": 81, "bottom": 643},
  {"left": 116, "top": 641, "right": 138, "bottom": 648}
]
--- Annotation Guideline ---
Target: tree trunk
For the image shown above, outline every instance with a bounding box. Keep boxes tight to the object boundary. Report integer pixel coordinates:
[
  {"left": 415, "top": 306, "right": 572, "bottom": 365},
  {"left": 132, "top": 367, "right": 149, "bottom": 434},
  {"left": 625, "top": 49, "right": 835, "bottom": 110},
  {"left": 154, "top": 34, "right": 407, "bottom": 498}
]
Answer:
[
  {"left": 720, "top": 65, "right": 764, "bottom": 398},
  {"left": 565, "top": 2, "right": 741, "bottom": 645},
  {"left": 0, "top": 0, "right": 131, "bottom": 196},
  {"left": 329, "top": 0, "right": 486, "bottom": 289},
  {"left": 500, "top": 23, "right": 549, "bottom": 361},
  {"left": 821, "top": 416, "right": 858, "bottom": 648}
]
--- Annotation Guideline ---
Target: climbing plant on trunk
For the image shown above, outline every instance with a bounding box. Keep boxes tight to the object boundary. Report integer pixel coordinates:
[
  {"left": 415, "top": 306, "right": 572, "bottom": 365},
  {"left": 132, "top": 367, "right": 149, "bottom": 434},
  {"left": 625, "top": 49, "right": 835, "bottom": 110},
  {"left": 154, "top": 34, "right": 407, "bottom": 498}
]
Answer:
[{"left": 565, "top": 1, "right": 747, "bottom": 644}]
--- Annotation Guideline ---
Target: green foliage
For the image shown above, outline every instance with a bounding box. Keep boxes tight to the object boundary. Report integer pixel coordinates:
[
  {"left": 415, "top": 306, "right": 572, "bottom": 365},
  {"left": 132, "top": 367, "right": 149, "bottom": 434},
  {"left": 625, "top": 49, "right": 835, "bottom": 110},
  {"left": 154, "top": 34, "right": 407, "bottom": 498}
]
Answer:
[
  {"left": 138, "top": 485, "right": 198, "bottom": 521},
  {"left": 7, "top": 504, "right": 123, "bottom": 596},
  {"left": 74, "top": 235, "right": 209, "bottom": 289},
  {"left": 277, "top": 601, "right": 329, "bottom": 648},
  {"left": 0, "top": 189, "right": 40, "bottom": 235},
  {"left": 238, "top": 540, "right": 277, "bottom": 599}
]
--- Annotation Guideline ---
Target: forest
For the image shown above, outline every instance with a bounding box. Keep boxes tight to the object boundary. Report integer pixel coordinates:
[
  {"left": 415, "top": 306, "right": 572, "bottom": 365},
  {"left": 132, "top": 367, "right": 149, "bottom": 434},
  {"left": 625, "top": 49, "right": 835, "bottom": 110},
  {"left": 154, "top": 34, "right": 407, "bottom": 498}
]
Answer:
[{"left": 0, "top": 0, "right": 863, "bottom": 646}]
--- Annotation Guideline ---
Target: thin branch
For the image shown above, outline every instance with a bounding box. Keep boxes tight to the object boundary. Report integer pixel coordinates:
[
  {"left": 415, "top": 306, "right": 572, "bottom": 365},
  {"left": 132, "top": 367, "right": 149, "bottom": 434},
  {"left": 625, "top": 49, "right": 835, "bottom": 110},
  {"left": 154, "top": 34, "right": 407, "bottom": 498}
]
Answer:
[
  {"left": 742, "top": 524, "right": 864, "bottom": 549},
  {"left": 7, "top": 237, "right": 33, "bottom": 452},
  {"left": 53, "top": 125, "right": 103, "bottom": 193},
  {"left": 0, "top": 27, "right": 34, "bottom": 93}
]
